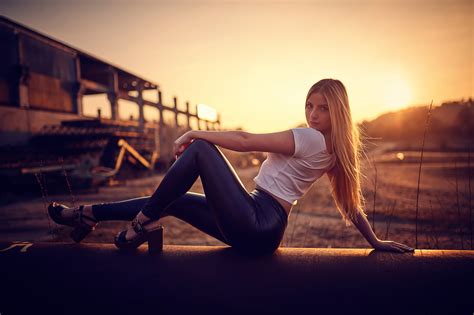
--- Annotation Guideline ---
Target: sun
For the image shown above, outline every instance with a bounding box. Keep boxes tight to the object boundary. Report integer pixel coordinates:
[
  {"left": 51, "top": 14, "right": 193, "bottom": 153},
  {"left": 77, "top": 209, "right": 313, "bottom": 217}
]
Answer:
[
  {"left": 197, "top": 104, "right": 218, "bottom": 121},
  {"left": 383, "top": 76, "right": 412, "bottom": 110}
]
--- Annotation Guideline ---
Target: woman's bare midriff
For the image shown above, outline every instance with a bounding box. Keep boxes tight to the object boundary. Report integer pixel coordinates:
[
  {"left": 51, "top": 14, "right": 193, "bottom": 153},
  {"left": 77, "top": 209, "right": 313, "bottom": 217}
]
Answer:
[{"left": 255, "top": 185, "right": 292, "bottom": 216}]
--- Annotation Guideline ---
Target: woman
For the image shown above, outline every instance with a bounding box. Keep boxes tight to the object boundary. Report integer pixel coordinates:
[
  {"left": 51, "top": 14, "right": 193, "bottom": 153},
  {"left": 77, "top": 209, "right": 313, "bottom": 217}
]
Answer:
[{"left": 48, "top": 78, "right": 414, "bottom": 256}]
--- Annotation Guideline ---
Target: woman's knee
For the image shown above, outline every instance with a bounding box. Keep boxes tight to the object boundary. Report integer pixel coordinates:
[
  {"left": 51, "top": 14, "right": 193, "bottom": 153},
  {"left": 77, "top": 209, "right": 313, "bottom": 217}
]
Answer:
[{"left": 189, "top": 138, "right": 217, "bottom": 152}]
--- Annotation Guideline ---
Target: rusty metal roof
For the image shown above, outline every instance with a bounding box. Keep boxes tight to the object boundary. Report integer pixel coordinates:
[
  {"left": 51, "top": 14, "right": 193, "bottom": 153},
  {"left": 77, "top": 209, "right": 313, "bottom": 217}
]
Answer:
[{"left": 0, "top": 15, "right": 159, "bottom": 91}]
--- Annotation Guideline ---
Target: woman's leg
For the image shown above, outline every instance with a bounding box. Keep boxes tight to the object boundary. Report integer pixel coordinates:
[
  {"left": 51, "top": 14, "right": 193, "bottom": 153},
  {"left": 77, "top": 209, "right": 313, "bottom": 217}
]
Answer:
[
  {"left": 91, "top": 192, "right": 230, "bottom": 245},
  {"left": 92, "top": 196, "right": 149, "bottom": 221},
  {"left": 139, "top": 139, "right": 258, "bottom": 248},
  {"left": 159, "top": 192, "right": 231, "bottom": 245}
]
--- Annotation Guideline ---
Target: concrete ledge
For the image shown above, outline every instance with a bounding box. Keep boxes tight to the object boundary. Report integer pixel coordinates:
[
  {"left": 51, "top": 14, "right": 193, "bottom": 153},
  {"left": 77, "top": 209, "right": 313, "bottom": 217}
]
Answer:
[{"left": 1, "top": 241, "right": 473, "bottom": 315}]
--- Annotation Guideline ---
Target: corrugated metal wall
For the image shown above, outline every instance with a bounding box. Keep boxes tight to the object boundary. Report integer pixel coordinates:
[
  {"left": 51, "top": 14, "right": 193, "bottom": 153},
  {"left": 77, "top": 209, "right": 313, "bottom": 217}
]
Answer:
[
  {"left": 0, "top": 23, "right": 19, "bottom": 106},
  {"left": 21, "top": 33, "right": 76, "bottom": 112}
]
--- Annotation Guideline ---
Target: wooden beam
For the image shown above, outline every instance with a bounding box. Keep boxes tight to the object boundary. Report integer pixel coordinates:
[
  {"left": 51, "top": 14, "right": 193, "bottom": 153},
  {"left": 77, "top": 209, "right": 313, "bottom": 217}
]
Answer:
[{"left": 81, "top": 79, "right": 108, "bottom": 93}]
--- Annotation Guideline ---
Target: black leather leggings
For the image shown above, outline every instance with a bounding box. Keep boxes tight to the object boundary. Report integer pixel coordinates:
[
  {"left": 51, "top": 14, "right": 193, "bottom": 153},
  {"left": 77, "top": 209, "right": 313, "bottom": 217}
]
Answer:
[{"left": 91, "top": 139, "right": 289, "bottom": 255}]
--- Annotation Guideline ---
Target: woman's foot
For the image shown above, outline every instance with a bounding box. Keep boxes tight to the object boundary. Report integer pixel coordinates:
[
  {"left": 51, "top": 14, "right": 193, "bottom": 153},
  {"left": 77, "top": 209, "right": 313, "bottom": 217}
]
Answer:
[
  {"left": 114, "top": 211, "right": 163, "bottom": 253},
  {"left": 55, "top": 204, "right": 98, "bottom": 228},
  {"left": 48, "top": 202, "right": 98, "bottom": 228},
  {"left": 121, "top": 211, "right": 161, "bottom": 241},
  {"left": 48, "top": 202, "right": 99, "bottom": 242}
]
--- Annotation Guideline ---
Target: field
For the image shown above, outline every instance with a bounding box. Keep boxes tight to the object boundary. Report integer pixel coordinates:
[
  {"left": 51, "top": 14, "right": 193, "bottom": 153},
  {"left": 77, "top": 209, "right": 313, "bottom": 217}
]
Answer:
[{"left": 0, "top": 144, "right": 472, "bottom": 250}]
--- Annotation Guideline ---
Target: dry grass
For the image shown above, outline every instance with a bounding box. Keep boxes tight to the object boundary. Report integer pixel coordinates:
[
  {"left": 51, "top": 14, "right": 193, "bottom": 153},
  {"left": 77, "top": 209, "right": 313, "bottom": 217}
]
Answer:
[{"left": 415, "top": 100, "right": 433, "bottom": 248}]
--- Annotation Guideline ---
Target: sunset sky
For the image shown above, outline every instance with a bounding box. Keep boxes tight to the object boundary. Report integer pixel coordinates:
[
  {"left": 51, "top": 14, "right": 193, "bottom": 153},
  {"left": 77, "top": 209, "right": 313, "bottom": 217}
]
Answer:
[{"left": 1, "top": 0, "right": 472, "bottom": 133}]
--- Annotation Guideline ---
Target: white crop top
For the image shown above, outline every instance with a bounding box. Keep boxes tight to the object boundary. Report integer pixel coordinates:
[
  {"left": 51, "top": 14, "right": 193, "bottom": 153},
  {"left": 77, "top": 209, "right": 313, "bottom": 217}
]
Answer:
[{"left": 253, "top": 127, "right": 336, "bottom": 206}]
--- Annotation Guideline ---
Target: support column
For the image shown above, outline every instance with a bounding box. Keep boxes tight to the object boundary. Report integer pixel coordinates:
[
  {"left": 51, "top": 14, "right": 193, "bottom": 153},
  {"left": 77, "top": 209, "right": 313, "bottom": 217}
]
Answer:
[
  {"left": 186, "top": 101, "right": 191, "bottom": 129},
  {"left": 158, "top": 90, "right": 164, "bottom": 127},
  {"left": 137, "top": 81, "right": 145, "bottom": 131},
  {"left": 107, "top": 67, "right": 119, "bottom": 121},
  {"left": 73, "top": 57, "right": 83, "bottom": 116},
  {"left": 195, "top": 104, "right": 201, "bottom": 130},
  {"left": 73, "top": 81, "right": 85, "bottom": 117},
  {"left": 173, "top": 96, "right": 179, "bottom": 127},
  {"left": 216, "top": 113, "right": 221, "bottom": 130},
  {"left": 158, "top": 90, "right": 165, "bottom": 162},
  {"left": 107, "top": 92, "right": 118, "bottom": 121}
]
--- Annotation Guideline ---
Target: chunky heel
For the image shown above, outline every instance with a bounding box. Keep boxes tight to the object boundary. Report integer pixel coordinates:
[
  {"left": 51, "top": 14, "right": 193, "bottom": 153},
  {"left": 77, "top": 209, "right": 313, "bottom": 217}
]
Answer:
[
  {"left": 70, "top": 224, "right": 94, "bottom": 243},
  {"left": 114, "top": 212, "right": 164, "bottom": 254},
  {"left": 147, "top": 226, "right": 164, "bottom": 255},
  {"left": 48, "top": 203, "right": 98, "bottom": 243}
]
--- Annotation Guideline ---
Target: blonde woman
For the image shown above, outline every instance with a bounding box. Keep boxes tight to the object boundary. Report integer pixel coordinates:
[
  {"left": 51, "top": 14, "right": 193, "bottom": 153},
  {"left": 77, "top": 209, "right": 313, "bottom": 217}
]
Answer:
[{"left": 48, "top": 78, "right": 414, "bottom": 256}]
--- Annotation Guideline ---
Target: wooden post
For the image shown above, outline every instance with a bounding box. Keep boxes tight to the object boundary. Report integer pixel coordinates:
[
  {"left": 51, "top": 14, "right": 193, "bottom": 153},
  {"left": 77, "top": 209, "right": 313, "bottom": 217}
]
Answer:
[
  {"left": 107, "top": 67, "right": 119, "bottom": 121},
  {"left": 137, "top": 81, "right": 145, "bottom": 131},
  {"left": 186, "top": 101, "right": 191, "bottom": 129},
  {"left": 73, "top": 57, "right": 83, "bottom": 116},
  {"left": 158, "top": 89, "right": 165, "bottom": 162},
  {"left": 173, "top": 96, "right": 179, "bottom": 127},
  {"left": 158, "top": 90, "right": 164, "bottom": 127},
  {"left": 153, "top": 118, "right": 159, "bottom": 168},
  {"left": 195, "top": 104, "right": 201, "bottom": 130}
]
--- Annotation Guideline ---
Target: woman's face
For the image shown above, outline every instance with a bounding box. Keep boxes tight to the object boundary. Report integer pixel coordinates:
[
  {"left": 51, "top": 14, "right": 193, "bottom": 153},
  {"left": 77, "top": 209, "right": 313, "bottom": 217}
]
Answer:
[{"left": 305, "top": 92, "right": 331, "bottom": 135}]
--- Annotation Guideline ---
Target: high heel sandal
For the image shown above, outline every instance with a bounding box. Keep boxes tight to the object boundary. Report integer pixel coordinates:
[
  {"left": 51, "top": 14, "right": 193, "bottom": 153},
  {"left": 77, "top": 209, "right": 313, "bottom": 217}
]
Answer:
[
  {"left": 48, "top": 202, "right": 98, "bottom": 243},
  {"left": 114, "top": 214, "right": 163, "bottom": 255}
]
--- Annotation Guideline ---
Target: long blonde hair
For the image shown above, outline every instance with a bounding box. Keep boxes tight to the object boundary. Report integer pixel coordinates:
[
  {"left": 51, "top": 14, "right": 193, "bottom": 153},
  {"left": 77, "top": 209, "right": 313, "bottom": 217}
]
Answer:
[{"left": 306, "top": 79, "right": 368, "bottom": 227}]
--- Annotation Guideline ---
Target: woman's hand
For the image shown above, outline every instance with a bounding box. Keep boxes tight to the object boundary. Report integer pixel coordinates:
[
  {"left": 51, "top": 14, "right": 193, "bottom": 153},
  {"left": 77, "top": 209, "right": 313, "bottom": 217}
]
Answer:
[
  {"left": 173, "top": 131, "right": 195, "bottom": 159},
  {"left": 372, "top": 239, "right": 414, "bottom": 253}
]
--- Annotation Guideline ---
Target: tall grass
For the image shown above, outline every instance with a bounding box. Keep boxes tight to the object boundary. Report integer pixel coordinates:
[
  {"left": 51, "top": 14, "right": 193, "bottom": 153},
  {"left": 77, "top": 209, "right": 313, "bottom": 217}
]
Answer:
[
  {"left": 60, "top": 156, "right": 76, "bottom": 208},
  {"left": 469, "top": 147, "right": 472, "bottom": 250},
  {"left": 384, "top": 199, "right": 396, "bottom": 239},
  {"left": 34, "top": 159, "right": 55, "bottom": 242},
  {"left": 434, "top": 194, "right": 447, "bottom": 249},
  {"left": 303, "top": 217, "right": 313, "bottom": 247},
  {"left": 415, "top": 100, "right": 433, "bottom": 248},
  {"left": 371, "top": 156, "right": 378, "bottom": 234},
  {"left": 429, "top": 199, "right": 440, "bottom": 249},
  {"left": 454, "top": 161, "right": 464, "bottom": 249}
]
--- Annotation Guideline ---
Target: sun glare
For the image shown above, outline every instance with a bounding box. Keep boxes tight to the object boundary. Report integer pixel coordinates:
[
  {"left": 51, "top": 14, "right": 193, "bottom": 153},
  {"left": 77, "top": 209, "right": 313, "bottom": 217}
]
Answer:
[
  {"left": 197, "top": 104, "right": 218, "bottom": 121},
  {"left": 383, "top": 77, "right": 412, "bottom": 110}
]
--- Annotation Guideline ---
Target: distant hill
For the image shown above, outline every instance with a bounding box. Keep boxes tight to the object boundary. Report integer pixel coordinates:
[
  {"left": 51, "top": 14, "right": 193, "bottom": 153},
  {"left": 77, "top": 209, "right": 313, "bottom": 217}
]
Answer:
[{"left": 359, "top": 98, "right": 473, "bottom": 150}]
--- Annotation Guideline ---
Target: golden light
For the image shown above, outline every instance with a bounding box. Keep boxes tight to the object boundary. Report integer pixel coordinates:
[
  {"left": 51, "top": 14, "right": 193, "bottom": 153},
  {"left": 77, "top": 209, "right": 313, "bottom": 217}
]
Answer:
[
  {"left": 197, "top": 104, "right": 217, "bottom": 121},
  {"left": 383, "top": 76, "right": 412, "bottom": 110},
  {"left": 396, "top": 152, "right": 405, "bottom": 161}
]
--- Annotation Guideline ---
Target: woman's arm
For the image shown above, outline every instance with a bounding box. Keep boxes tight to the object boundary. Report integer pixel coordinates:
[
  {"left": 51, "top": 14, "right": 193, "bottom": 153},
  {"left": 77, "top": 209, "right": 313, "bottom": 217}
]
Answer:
[
  {"left": 351, "top": 210, "right": 380, "bottom": 247},
  {"left": 190, "top": 130, "right": 247, "bottom": 151},
  {"left": 351, "top": 210, "right": 414, "bottom": 252},
  {"left": 173, "top": 129, "right": 295, "bottom": 157}
]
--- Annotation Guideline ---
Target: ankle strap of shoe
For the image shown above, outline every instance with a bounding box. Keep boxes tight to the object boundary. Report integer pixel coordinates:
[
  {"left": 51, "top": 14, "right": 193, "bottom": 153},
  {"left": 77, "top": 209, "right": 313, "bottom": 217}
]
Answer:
[
  {"left": 132, "top": 217, "right": 145, "bottom": 235},
  {"left": 75, "top": 205, "right": 98, "bottom": 224},
  {"left": 131, "top": 215, "right": 156, "bottom": 234},
  {"left": 74, "top": 205, "right": 84, "bottom": 220}
]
